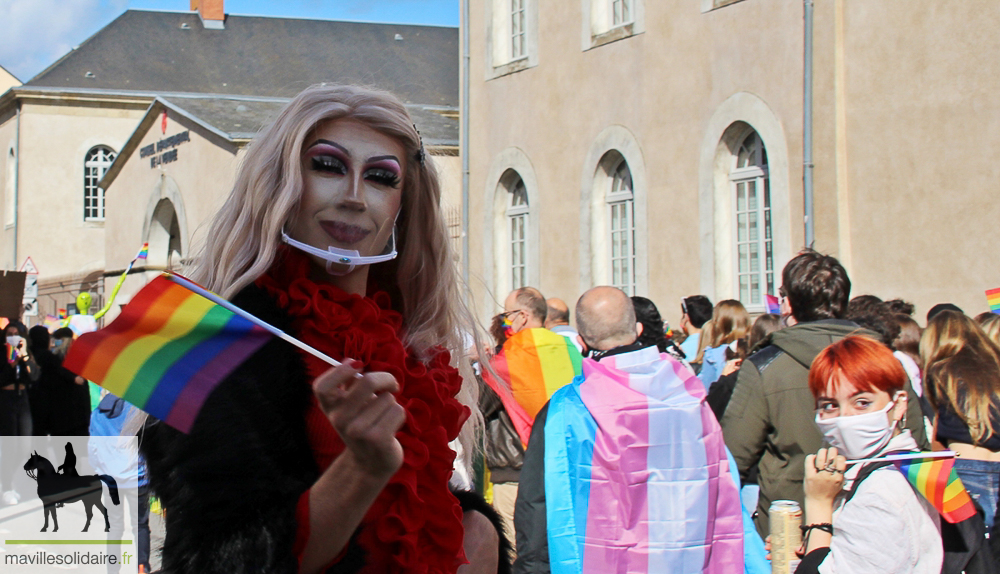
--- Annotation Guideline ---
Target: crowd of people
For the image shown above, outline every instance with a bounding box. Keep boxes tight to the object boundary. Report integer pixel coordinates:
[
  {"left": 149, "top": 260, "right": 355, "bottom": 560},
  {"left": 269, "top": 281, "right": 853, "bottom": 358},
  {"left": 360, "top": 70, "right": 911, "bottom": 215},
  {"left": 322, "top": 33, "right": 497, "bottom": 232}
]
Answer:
[
  {"left": 486, "top": 249, "right": 1000, "bottom": 574},
  {"left": 3, "top": 82, "right": 999, "bottom": 574},
  {"left": 0, "top": 321, "right": 89, "bottom": 506}
]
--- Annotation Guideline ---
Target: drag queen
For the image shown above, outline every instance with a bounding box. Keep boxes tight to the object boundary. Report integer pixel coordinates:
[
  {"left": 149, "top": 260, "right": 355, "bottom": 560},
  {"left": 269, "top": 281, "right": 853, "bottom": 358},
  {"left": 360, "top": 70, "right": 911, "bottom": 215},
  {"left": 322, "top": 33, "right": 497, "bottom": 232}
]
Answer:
[{"left": 141, "top": 85, "right": 501, "bottom": 573}]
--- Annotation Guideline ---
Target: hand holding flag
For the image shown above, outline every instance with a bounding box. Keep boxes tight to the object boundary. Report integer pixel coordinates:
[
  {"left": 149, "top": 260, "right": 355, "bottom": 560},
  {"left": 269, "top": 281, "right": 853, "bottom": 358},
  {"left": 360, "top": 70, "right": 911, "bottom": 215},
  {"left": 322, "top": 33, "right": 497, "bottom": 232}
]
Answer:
[{"left": 64, "top": 273, "right": 342, "bottom": 433}]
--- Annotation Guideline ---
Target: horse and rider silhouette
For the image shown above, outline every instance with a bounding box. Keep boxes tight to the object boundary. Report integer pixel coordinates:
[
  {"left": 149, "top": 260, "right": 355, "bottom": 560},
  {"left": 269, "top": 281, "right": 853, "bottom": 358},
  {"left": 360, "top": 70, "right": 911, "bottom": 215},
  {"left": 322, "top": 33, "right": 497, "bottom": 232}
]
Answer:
[{"left": 23, "top": 443, "right": 120, "bottom": 532}]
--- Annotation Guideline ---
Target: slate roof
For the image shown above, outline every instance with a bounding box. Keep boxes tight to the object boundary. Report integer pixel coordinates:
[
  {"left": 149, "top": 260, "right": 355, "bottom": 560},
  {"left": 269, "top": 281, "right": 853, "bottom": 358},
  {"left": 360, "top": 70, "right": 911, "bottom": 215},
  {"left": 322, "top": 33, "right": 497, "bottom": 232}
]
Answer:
[
  {"left": 160, "top": 95, "right": 458, "bottom": 145},
  {"left": 26, "top": 10, "right": 458, "bottom": 107}
]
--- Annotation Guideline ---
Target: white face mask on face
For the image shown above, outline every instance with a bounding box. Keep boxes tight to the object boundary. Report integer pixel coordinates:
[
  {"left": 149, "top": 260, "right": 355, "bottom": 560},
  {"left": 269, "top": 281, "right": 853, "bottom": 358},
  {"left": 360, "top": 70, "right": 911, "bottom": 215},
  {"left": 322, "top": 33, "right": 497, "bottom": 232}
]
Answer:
[
  {"left": 6, "top": 335, "right": 21, "bottom": 349},
  {"left": 815, "top": 394, "right": 901, "bottom": 460}
]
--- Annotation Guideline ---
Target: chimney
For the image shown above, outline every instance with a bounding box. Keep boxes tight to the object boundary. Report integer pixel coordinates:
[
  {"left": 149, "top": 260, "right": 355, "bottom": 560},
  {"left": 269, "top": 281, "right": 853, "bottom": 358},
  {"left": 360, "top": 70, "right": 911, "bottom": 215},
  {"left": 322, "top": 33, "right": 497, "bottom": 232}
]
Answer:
[{"left": 191, "top": 0, "right": 225, "bottom": 30}]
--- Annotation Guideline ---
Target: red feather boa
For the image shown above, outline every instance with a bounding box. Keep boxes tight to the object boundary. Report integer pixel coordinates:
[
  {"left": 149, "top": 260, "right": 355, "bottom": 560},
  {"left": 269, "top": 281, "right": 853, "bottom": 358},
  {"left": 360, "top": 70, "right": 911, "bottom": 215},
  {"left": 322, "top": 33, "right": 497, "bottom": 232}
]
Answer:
[{"left": 257, "top": 250, "right": 470, "bottom": 573}]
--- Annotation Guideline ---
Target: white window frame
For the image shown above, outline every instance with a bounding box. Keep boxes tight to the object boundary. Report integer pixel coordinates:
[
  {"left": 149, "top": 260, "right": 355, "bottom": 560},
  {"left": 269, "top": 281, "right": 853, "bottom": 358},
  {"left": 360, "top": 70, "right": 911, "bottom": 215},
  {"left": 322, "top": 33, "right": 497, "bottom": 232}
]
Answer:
[
  {"left": 607, "top": 160, "right": 636, "bottom": 295},
  {"left": 612, "top": 0, "right": 634, "bottom": 27},
  {"left": 510, "top": 0, "right": 526, "bottom": 61},
  {"left": 507, "top": 178, "right": 529, "bottom": 291},
  {"left": 730, "top": 131, "right": 773, "bottom": 309},
  {"left": 84, "top": 145, "right": 116, "bottom": 222},
  {"left": 582, "top": 0, "right": 644, "bottom": 50},
  {"left": 487, "top": 0, "right": 538, "bottom": 78}
]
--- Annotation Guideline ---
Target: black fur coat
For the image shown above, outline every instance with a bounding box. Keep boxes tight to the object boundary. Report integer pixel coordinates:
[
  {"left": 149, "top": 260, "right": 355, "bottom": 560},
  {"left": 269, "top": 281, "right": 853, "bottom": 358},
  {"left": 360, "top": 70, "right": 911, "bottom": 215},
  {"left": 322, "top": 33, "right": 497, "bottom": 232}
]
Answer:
[
  {"left": 141, "top": 284, "right": 364, "bottom": 573},
  {"left": 140, "top": 284, "right": 511, "bottom": 574}
]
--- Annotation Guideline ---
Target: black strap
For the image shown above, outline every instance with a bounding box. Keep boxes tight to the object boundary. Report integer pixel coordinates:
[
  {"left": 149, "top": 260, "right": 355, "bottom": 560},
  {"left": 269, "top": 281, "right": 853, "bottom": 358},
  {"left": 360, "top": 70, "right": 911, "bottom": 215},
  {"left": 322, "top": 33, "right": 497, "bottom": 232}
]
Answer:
[{"left": 842, "top": 451, "right": 913, "bottom": 504}]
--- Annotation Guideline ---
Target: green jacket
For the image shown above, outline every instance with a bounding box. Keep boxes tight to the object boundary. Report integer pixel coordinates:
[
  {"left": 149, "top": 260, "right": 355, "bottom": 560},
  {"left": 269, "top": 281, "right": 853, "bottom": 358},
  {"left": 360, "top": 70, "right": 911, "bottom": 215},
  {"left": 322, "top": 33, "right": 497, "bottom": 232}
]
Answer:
[{"left": 721, "top": 319, "right": 929, "bottom": 538}]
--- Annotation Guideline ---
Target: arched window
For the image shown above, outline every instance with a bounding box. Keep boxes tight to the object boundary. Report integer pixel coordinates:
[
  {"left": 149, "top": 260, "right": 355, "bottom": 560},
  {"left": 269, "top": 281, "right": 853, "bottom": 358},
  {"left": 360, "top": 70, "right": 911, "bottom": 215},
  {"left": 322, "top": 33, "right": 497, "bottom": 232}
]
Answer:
[
  {"left": 607, "top": 159, "right": 635, "bottom": 294},
  {"left": 84, "top": 146, "right": 116, "bottom": 221},
  {"left": 730, "top": 130, "right": 772, "bottom": 306},
  {"left": 506, "top": 177, "right": 529, "bottom": 290}
]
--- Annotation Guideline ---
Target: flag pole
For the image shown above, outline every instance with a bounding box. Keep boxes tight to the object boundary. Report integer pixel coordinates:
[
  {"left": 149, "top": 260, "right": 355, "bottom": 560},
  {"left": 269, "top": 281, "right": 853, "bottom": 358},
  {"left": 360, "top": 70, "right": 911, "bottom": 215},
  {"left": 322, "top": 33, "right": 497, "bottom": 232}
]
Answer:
[
  {"left": 845, "top": 450, "right": 954, "bottom": 465},
  {"left": 165, "top": 273, "right": 343, "bottom": 368}
]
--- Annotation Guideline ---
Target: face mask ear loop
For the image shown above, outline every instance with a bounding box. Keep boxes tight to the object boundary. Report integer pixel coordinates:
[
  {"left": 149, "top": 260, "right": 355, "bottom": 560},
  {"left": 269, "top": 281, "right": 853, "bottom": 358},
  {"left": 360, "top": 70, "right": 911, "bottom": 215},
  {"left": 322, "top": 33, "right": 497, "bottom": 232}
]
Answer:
[{"left": 892, "top": 390, "right": 906, "bottom": 429}]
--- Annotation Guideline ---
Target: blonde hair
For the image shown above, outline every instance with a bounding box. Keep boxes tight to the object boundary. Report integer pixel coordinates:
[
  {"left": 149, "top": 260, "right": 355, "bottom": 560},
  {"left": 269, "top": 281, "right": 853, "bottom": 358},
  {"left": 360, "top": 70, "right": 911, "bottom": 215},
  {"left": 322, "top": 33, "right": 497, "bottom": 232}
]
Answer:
[
  {"left": 976, "top": 313, "right": 1000, "bottom": 348},
  {"left": 693, "top": 319, "right": 714, "bottom": 364},
  {"left": 186, "top": 84, "right": 482, "bottom": 465},
  {"left": 921, "top": 310, "right": 1000, "bottom": 444}
]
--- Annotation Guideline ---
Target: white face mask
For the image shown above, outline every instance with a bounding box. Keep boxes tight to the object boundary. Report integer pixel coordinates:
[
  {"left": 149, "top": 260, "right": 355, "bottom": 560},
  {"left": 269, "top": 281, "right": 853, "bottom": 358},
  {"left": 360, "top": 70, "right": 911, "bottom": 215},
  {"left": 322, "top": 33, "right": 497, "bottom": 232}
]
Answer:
[
  {"left": 815, "top": 394, "right": 901, "bottom": 460},
  {"left": 280, "top": 226, "right": 397, "bottom": 276},
  {"left": 6, "top": 335, "right": 21, "bottom": 348}
]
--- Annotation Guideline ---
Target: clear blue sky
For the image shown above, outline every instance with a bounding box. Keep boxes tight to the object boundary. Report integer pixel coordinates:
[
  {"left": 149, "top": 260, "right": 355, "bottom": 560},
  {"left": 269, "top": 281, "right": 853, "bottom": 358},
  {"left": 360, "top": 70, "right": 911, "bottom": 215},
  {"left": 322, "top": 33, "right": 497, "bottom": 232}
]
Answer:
[{"left": 1, "top": 0, "right": 459, "bottom": 82}]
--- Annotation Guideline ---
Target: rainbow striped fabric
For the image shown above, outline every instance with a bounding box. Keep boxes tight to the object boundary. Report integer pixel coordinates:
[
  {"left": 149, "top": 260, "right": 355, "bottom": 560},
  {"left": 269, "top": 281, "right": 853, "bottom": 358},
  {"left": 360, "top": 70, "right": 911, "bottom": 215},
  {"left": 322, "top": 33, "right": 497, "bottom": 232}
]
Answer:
[
  {"left": 987, "top": 287, "right": 1000, "bottom": 314},
  {"left": 136, "top": 243, "right": 149, "bottom": 260},
  {"left": 6, "top": 343, "right": 17, "bottom": 365},
  {"left": 64, "top": 274, "right": 271, "bottom": 433},
  {"left": 544, "top": 346, "right": 744, "bottom": 573},
  {"left": 894, "top": 455, "right": 977, "bottom": 523},
  {"left": 764, "top": 294, "right": 781, "bottom": 314},
  {"left": 486, "top": 327, "right": 583, "bottom": 445}
]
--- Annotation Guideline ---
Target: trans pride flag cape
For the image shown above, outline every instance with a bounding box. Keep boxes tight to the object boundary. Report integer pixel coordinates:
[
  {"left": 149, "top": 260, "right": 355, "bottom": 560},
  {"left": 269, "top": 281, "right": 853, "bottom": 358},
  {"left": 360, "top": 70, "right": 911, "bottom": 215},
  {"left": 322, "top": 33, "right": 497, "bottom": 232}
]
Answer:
[
  {"left": 486, "top": 327, "right": 583, "bottom": 445},
  {"left": 544, "top": 346, "right": 744, "bottom": 573}
]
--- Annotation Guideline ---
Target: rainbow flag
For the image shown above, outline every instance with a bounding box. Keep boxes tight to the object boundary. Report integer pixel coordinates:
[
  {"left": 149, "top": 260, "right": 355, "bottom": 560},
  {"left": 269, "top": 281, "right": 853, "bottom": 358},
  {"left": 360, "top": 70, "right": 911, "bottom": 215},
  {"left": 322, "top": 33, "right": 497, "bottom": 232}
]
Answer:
[
  {"left": 6, "top": 343, "right": 17, "bottom": 365},
  {"left": 64, "top": 274, "right": 271, "bottom": 433},
  {"left": 485, "top": 327, "right": 583, "bottom": 445},
  {"left": 764, "top": 293, "right": 781, "bottom": 314},
  {"left": 136, "top": 243, "right": 149, "bottom": 261},
  {"left": 894, "top": 455, "right": 977, "bottom": 523},
  {"left": 544, "top": 347, "right": 744, "bottom": 573},
  {"left": 42, "top": 314, "right": 62, "bottom": 331},
  {"left": 987, "top": 287, "right": 1000, "bottom": 314},
  {"left": 57, "top": 309, "right": 67, "bottom": 320}
]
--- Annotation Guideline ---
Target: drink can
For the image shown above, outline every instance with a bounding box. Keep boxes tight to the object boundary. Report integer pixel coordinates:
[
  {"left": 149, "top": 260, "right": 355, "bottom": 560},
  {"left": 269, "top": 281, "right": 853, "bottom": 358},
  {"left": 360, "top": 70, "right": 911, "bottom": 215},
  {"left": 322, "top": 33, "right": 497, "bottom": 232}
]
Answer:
[{"left": 769, "top": 500, "right": 802, "bottom": 574}]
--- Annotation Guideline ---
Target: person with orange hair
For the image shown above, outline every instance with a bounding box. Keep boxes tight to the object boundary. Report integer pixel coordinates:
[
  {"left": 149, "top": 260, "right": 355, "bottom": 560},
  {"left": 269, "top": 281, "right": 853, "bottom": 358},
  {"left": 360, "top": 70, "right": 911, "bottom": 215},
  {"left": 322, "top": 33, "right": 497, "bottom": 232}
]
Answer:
[{"left": 795, "top": 335, "right": 941, "bottom": 573}]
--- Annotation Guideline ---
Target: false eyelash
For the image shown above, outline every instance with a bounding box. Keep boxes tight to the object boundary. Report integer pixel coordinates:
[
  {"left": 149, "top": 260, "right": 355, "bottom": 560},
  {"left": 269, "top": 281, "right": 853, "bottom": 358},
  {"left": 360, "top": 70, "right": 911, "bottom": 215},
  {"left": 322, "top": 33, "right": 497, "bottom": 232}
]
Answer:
[
  {"left": 310, "top": 156, "right": 347, "bottom": 174},
  {"left": 366, "top": 167, "right": 401, "bottom": 188}
]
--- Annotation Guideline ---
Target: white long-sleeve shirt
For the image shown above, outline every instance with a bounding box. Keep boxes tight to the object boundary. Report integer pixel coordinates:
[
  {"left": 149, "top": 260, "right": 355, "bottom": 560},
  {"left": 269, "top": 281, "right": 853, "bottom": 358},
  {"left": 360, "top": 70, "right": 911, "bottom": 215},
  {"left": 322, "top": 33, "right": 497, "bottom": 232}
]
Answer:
[{"left": 819, "top": 432, "right": 942, "bottom": 574}]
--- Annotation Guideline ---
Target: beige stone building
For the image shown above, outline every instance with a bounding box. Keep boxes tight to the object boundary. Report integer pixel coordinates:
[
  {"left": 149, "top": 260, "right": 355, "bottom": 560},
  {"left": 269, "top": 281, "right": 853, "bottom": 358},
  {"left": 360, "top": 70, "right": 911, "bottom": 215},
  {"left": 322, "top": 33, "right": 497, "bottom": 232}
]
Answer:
[
  {"left": 466, "top": 0, "right": 1000, "bottom": 326},
  {"left": 0, "top": 3, "right": 459, "bottom": 324}
]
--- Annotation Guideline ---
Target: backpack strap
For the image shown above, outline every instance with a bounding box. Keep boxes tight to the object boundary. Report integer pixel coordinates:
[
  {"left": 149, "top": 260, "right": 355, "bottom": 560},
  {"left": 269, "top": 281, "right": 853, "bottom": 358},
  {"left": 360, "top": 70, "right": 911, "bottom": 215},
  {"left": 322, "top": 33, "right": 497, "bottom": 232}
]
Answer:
[{"left": 842, "top": 451, "right": 913, "bottom": 504}]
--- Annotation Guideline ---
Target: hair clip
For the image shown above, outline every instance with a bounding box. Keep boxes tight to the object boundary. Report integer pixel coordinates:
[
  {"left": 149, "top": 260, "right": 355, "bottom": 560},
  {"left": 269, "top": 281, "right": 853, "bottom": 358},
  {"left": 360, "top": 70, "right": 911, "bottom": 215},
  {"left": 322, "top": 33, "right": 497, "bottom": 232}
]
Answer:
[{"left": 412, "top": 123, "right": 426, "bottom": 167}]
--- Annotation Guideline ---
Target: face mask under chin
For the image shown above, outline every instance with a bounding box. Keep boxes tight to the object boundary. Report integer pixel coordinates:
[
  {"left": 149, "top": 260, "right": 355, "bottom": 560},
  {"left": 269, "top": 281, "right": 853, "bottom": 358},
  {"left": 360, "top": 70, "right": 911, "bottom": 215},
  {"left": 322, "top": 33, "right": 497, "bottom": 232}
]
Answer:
[{"left": 281, "top": 219, "right": 398, "bottom": 276}]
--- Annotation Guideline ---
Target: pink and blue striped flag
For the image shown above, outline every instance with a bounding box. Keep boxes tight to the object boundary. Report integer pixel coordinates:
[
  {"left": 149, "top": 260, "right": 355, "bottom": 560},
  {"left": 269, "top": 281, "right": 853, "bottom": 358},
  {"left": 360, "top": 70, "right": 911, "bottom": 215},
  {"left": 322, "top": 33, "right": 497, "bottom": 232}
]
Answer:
[
  {"left": 764, "top": 294, "right": 781, "bottom": 314},
  {"left": 544, "top": 346, "right": 744, "bottom": 573}
]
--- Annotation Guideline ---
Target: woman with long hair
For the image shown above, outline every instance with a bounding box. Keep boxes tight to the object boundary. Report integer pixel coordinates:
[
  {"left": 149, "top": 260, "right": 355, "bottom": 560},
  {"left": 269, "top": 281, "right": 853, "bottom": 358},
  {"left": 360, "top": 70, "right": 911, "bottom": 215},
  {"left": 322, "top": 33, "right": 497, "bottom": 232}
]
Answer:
[
  {"left": 794, "top": 336, "right": 941, "bottom": 573},
  {"left": 141, "top": 85, "right": 500, "bottom": 574},
  {"left": 921, "top": 310, "right": 1000, "bottom": 529},
  {"left": 696, "top": 299, "right": 750, "bottom": 388}
]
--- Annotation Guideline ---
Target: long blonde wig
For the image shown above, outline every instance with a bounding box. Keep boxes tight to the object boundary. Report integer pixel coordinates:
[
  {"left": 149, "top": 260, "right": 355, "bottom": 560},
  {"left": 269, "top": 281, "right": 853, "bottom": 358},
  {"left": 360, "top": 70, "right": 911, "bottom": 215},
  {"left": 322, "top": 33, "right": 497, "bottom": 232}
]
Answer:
[
  {"left": 186, "top": 84, "right": 482, "bottom": 464},
  {"left": 921, "top": 310, "right": 1000, "bottom": 444}
]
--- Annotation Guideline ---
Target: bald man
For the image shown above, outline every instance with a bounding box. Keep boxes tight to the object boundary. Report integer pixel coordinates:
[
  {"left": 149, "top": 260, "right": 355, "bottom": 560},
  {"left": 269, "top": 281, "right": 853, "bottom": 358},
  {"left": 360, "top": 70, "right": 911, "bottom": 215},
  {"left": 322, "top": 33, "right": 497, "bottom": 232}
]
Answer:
[
  {"left": 544, "top": 297, "right": 582, "bottom": 353},
  {"left": 514, "top": 287, "right": 746, "bottom": 573}
]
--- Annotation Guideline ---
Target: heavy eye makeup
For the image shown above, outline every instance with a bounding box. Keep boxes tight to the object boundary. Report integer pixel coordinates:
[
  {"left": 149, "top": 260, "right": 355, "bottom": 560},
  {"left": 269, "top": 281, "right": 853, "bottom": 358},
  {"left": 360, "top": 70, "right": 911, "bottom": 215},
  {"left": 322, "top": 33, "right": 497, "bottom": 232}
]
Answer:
[
  {"left": 304, "top": 142, "right": 401, "bottom": 188},
  {"left": 305, "top": 143, "right": 349, "bottom": 175},
  {"left": 364, "top": 158, "right": 402, "bottom": 188}
]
